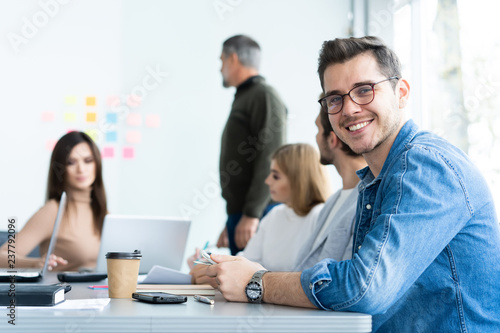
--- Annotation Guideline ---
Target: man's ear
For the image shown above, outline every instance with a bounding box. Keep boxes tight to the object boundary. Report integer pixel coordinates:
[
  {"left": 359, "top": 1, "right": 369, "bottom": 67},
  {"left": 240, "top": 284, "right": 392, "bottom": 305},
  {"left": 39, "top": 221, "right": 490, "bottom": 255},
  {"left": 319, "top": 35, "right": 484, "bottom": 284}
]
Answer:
[
  {"left": 230, "top": 52, "right": 240, "bottom": 65},
  {"left": 398, "top": 78, "right": 410, "bottom": 109},
  {"left": 327, "top": 131, "right": 339, "bottom": 150}
]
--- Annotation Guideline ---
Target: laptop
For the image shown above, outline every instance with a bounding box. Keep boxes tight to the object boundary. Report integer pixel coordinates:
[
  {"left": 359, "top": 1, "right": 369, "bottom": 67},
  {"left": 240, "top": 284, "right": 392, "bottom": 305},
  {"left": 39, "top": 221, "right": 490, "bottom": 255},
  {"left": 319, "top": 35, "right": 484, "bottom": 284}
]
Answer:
[
  {"left": 0, "top": 192, "right": 67, "bottom": 282},
  {"left": 95, "top": 215, "right": 191, "bottom": 274}
]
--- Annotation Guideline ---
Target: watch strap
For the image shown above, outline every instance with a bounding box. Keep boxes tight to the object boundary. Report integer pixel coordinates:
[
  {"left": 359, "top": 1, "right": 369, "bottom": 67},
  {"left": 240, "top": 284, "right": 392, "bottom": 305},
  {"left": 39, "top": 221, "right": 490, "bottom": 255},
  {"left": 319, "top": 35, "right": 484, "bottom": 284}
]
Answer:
[{"left": 246, "top": 269, "right": 268, "bottom": 303}]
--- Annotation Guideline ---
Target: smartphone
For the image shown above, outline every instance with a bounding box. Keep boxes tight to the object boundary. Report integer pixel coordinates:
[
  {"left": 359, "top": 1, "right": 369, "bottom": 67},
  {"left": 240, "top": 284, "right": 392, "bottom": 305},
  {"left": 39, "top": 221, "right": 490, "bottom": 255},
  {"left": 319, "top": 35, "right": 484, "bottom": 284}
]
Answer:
[
  {"left": 132, "top": 292, "right": 187, "bottom": 304},
  {"left": 57, "top": 272, "right": 108, "bottom": 282}
]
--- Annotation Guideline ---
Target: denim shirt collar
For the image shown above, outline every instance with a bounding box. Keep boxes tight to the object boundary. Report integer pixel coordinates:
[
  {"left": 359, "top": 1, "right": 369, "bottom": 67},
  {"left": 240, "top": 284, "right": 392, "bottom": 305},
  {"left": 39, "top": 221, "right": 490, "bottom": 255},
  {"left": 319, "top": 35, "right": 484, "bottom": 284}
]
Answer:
[{"left": 356, "top": 119, "right": 419, "bottom": 189}]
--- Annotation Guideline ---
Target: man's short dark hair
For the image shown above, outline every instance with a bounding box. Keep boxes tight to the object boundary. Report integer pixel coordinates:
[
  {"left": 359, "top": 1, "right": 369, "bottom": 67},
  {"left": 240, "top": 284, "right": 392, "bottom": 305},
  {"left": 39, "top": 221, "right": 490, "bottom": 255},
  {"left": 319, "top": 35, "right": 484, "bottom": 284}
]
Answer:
[
  {"left": 222, "top": 35, "right": 261, "bottom": 70},
  {"left": 318, "top": 36, "right": 401, "bottom": 91},
  {"left": 318, "top": 93, "right": 360, "bottom": 157}
]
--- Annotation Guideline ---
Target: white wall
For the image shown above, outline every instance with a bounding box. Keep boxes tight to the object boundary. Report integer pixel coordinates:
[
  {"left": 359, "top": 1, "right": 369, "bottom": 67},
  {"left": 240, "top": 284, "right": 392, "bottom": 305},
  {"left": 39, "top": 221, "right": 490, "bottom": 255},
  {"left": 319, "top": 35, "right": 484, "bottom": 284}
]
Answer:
[{"left": 0, "top": 0, "right": 351, "bottom": 271}]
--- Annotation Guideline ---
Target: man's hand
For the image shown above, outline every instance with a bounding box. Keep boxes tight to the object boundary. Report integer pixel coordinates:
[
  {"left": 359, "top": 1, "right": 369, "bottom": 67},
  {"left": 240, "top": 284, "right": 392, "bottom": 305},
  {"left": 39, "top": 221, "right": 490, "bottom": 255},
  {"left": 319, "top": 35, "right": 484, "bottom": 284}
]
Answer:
[
  {"left": 190, "top": 264, "right": 217, "bottom": 288},
  {"left": 206, "top": 254, "right": 265, "bottom": 302},
  {"left": 217, "top": 226, "right": 229, "bottom": 248},
  {"left": 235, "top": 215, "right": 259, "bottom": 249}
]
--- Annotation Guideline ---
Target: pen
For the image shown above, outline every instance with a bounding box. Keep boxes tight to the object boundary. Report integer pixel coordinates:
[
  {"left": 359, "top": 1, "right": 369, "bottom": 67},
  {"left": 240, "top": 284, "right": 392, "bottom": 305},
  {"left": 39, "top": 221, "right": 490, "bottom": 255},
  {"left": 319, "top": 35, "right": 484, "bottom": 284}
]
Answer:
[
  {"left": 88, "top": 285, "right": 108, "bottom": 289},
  {"left": 194, "top": 294, "right": 214, "bottom": 305},
  {"left": 202, "top": 241, "right": 209, "bottom": 250}
]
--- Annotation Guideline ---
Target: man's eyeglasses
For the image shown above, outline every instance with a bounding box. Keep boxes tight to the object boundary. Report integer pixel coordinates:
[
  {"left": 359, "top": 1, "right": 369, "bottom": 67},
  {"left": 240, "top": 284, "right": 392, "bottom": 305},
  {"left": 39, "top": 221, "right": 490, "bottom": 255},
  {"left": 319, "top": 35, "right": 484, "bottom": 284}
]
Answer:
[{"left": 318, "top": 76, "right": 399, "bottom": 115}]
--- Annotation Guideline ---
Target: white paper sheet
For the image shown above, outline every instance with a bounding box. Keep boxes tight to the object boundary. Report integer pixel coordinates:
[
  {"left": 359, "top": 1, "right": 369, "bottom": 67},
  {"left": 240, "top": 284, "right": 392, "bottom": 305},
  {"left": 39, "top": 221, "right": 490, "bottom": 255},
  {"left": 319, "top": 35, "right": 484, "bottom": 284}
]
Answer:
[
  {"left": 18, "top": 298, "right": 110, "bottom": 310},
  {"left": 140, "top": 265, "right": 192, "bottom": 284}
]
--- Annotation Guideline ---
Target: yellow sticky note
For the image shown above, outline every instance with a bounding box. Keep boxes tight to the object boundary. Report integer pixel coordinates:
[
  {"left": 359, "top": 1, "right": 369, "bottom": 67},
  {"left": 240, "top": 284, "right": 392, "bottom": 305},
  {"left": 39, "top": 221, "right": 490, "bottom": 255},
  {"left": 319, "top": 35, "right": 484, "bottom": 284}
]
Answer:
[
  {"left": 86, "top": 112, "right": 97, "bottom": 123},
  {"left": 85, "top": 129, "right": 99, "bottom": 142},
  {"left": 65, "top": 96, "right": 77, "bottom": 105},
  {"left": 64, "top": 112, "right": 77, "bottom": 123},
  {"left": 86, "top": 96, "right": 96, "bottom": 106}
]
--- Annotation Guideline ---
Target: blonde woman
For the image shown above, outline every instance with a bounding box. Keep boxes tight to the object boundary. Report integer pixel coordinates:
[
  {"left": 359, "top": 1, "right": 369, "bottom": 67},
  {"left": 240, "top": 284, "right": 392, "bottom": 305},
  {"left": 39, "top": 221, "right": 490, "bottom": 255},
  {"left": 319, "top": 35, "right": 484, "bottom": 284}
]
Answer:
[{"left": 238, "top": 143, "right": 331, "bottom": 271}]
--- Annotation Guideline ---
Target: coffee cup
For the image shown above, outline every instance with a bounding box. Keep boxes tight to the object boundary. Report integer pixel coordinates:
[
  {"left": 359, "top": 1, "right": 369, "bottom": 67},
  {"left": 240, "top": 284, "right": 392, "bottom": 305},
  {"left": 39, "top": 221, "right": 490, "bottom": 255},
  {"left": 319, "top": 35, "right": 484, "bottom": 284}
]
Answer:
[{"left": 105, "top": 250, "right": 142, "bottom": 298}]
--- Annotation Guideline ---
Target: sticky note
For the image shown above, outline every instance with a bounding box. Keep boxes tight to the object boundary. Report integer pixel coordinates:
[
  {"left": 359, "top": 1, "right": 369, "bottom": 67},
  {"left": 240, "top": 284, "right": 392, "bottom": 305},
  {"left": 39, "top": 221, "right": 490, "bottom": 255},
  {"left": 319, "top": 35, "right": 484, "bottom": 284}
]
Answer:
[
  {"left": 102, "top": 147, "right": 114, "bottom": 158},
  {"left": 106, "top": 95, "right": 120, "bottom": 107},
  {"left": 126, "top": 113, "right": 142, "bottom": 126},
  {"left": 86, "top": 112, "right": 97, "bottom": 123},
  {"left": 145, "top": 114, "right": 161, "bottom": 128},
  {"left": 45, "top": 140, "right": 57, "bottom": 151},
  {"left": 126, "top": 94, "right": 142, "bottom": 107},
  {"left": 85, "top": 129, "right": 99, "bottom": 142},
  {"left": 106, "top": 112, "right": 118, "bottom": 124},
  {"left": 64, "top": 112, "right": 77, "bottom": 123},
  {"left": 42, "top": 111, "right": 55, "bottom": 122},
  {"left": 86, "top": 96, "right": 96, "bottom": 106},
  {"left": 123, "top": 147, "right": 135, "bottom": 159},
  {"left": 126, "top": 131, "right": 141, "bottom": 144},
  {"left": 65, "top": 96, "right": 77, "bottom": 105},
  {"left": 106, "top": 131, "right": 117, "bottom": 142}
]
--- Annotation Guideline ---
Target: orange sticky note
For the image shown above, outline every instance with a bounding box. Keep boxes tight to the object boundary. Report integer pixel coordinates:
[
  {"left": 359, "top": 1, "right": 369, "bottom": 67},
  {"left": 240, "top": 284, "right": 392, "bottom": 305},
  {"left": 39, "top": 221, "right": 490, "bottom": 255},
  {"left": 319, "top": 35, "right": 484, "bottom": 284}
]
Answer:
[
  {"left": 126, "top": 113, "right": 142, "bottom": 126},
  {"left": 126, "top": 131, "right": 141, "bottom": 144},
  {"left": 86, "top": 112, "right": 97, "bottom": 123},
  {"left": 145, "top": 114, "right": 161, "bottom": 128},
  {"left": 86, "top": 96, "right": 96, "bottom": 106},
  {"left": 123, "top": 147, "right": 135, "bottom": 159}
]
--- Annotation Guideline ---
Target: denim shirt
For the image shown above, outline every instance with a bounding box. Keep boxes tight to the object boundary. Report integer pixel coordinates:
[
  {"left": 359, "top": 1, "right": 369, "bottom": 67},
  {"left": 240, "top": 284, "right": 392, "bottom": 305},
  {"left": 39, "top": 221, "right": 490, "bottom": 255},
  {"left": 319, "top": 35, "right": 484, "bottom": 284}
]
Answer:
[{"left": 300, "top": 120, "right": 500, "bottom": 332}]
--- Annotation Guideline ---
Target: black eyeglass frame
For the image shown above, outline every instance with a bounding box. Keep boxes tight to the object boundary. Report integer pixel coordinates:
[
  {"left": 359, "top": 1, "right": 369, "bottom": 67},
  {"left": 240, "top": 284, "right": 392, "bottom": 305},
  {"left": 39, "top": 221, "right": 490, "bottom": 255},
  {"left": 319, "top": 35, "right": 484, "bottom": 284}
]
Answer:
[{"left": 318, "top": 76, "right": 400, "bottom": 115}]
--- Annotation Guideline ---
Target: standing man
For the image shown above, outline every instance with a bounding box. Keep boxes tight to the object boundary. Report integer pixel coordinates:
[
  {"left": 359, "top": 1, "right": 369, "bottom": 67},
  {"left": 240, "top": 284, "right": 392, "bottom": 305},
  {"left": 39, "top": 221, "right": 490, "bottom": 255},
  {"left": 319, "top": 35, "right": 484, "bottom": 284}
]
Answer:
[
  {"left": 206, "top": 36, "right": 500, "bottom": 332},
  {"left": 217, "top": 35, "right": 287, "bottom": 255},
  {"left": 294, "top": 104, "right": 366, "bottom": 271}
]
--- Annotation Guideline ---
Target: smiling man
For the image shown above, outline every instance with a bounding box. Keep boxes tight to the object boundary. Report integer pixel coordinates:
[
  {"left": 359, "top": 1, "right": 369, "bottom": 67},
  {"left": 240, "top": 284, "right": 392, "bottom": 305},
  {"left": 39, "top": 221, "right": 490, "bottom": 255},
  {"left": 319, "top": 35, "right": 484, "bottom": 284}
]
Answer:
[{"left": 206, "top": 36, "right": 500, "bottom": 332}]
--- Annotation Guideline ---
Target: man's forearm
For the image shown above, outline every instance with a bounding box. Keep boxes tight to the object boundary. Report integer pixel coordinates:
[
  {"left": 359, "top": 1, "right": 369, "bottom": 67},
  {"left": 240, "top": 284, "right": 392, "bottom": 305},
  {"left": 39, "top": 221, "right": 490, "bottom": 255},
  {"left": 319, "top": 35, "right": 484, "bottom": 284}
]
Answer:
[{"left": 263, "top": 272, "right": 317, "bottom": 308}]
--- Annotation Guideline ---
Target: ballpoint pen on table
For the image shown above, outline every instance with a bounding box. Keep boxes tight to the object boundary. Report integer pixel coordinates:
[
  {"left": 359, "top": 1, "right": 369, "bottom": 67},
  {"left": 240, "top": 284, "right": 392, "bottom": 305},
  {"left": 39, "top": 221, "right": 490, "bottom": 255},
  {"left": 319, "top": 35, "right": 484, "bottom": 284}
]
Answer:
[{"left": 194, "top": 294, "right": 214, "bottom": 305}]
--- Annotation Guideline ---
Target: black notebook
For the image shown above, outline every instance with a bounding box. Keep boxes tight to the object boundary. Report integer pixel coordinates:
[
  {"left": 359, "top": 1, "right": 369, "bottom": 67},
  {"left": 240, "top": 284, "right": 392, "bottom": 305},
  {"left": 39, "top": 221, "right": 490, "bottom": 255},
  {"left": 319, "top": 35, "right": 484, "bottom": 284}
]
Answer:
[{"left": 0, "top": 283, "right": 67, "bottom": 306}]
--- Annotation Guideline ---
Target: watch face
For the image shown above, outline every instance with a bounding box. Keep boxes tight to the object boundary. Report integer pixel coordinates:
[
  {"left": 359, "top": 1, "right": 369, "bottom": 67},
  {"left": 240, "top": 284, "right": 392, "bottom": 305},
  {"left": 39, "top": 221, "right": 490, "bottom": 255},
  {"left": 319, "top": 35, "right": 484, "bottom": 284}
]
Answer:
[{"left": 246, "top": 282, "right": 262, "bottom": 300}]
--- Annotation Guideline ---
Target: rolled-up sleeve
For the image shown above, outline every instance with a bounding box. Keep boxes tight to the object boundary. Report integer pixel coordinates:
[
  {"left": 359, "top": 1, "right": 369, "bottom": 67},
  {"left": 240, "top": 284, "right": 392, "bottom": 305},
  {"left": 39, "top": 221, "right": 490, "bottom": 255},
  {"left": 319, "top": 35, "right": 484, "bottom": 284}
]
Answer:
[{"left": 300, "top": 258, "right": 336, "bottom": 310}]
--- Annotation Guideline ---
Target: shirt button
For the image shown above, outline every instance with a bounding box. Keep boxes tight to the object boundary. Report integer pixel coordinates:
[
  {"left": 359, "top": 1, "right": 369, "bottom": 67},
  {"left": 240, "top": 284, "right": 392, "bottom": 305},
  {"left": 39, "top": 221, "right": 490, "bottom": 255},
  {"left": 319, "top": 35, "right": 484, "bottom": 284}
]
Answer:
[
  {"left": 318, "top": 281, "right": 323, "bottom": 286},
  {"left": 358, "top": 245, "right": 362, "bottom": 250},
  {"left": 309, "top": 283, "right": 313, "bottom": 290},
  {"left": 366, "top": 204, "right": 372, "bottom": 210}
]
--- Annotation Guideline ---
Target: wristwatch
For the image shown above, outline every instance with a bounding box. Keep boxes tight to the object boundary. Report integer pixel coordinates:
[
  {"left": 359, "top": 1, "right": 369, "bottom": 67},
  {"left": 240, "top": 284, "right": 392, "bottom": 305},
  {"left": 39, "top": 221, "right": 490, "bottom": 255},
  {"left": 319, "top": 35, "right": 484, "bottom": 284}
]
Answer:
[{"left": 245, "top": 270, "right": 268, "bottom": 303}]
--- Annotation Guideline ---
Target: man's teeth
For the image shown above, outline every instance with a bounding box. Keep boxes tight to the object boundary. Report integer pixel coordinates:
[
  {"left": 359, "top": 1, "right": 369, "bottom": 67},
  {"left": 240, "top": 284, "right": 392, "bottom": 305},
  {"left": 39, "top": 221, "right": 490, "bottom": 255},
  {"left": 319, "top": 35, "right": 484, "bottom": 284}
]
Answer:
[{"left": 349, "top": 121, "right": 369, "bottom": 132}]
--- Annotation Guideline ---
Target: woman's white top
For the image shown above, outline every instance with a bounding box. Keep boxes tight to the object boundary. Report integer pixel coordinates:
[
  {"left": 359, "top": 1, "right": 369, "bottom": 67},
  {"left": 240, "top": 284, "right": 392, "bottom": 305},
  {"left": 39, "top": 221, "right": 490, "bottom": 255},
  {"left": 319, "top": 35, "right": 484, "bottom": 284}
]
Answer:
[{"left": 240, "top": 203, "right": 324, "bottom": 271}]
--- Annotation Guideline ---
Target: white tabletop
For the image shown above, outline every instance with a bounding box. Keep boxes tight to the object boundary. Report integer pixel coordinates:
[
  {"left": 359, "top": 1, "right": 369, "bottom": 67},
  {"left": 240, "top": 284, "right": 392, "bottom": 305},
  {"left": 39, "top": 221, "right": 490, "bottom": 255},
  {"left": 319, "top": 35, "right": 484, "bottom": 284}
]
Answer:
[{"left": 0, "top": 273, "right": 372, "bottom": 333}]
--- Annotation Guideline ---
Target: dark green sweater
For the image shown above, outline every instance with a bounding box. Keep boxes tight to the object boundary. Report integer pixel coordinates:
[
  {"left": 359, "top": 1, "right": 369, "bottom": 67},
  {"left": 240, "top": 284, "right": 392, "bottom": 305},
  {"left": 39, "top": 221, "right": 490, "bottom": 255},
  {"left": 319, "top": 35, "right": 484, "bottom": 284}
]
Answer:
[{"left": 220, "top": 76, "right": 287, "bottom": 217}]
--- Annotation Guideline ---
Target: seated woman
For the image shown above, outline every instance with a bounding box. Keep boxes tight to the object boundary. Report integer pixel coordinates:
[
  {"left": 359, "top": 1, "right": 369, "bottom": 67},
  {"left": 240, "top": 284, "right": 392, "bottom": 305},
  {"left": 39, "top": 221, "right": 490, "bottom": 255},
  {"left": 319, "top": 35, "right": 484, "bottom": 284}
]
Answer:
[
  {"left": 190, "top": 143, "right": 331, "bottom": 279},
  {"left": 0, "top": 131, "right": 107, "bottom": 271}
]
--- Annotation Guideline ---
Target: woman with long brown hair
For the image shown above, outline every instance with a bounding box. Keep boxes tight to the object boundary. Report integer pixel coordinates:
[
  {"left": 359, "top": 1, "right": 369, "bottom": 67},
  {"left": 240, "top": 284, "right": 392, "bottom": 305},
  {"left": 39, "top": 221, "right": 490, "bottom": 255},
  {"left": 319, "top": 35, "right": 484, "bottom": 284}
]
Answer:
[{"left": 0, "top": 131, "right": 107, "bottom": 271}]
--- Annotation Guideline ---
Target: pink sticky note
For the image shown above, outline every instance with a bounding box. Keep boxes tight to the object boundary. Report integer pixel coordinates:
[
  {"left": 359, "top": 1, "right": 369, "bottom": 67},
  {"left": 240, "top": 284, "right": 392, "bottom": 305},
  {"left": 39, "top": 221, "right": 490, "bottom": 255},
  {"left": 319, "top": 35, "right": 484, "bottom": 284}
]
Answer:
[
  {"left": 42, "top": 111, "right": 55, "bottom": 122},
  {"left": 102, "top": 147, "right": 115, "bottom": 158},
  {"left": 145, "top": 114, "right": 161, "bottom": 128},
  {"left": 123, "top": 147, "right": 135, "bottom": 159},
  {"left": 126, "top": 113, "right": 142, "bottom": 126},
  {"left": 126, "top": 131, "right": 141, "bottom": 144},
  {"left": 126, "top": 94, "right": 142, "bottom": 107},
  {"left": 107, "top": 95, "right": 121, "bottom": 107},
  {"left": 45, "top": 139, "right": 57, "bottom": 151}
]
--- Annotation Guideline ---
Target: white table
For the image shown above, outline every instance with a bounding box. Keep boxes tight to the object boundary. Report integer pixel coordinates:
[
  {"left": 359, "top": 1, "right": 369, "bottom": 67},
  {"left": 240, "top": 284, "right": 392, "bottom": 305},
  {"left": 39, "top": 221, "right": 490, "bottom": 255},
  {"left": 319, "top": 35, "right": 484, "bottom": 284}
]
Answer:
[{"left": 0, "top": 273, "right": 372, "bottom": 332}]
